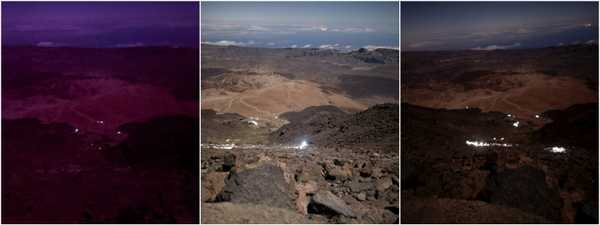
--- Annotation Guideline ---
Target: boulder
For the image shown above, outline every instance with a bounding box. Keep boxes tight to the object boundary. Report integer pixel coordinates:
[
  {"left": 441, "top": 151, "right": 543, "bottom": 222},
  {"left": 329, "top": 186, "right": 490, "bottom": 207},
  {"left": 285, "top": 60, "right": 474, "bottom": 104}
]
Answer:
[
  {"left": 309, "top": 190, "right": 356, "bottom": 218},
  {"left": 216, "top": 164, "right": 295, "bottom": 209}
]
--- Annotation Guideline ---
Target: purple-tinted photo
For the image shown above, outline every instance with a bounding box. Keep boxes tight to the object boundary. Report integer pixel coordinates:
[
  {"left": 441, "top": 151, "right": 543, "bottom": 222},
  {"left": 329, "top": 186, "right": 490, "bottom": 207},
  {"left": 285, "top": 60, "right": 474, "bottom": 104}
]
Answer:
[{"left": 1, "top": 2, "right": 199, "bottom": 223}]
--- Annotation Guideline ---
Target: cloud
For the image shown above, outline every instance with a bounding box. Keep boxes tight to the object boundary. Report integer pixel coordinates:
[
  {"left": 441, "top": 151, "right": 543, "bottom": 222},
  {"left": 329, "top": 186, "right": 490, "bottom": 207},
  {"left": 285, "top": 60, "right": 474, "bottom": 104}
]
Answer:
[
  {"left": 247, "top": 25, "right": 269, "bottom": 31},
  {"left": 345, "top": 45, "right": 352, "bottom": 49},
  {"left": 290, "top": 44, "right": 297, "bottom": 48},
  {"left": 470, "top": 43, "right": 521, "bottom": 51},
  {"left": 267, "top": 42, "right": 276, "bottom": 46},
  {"left": 330, "top": 27, "right": 375, "bottom": 33},
  {"left": 303, "top": 44, "right": 312, "bottom": 48},
  {"left": 585, "top": 39, "right": 596, "bottom": 44},
  {"left": 202, "top": 40, "right": 247, "bottom": 46},
  {"left": 319, "top": 44, "right": 343, "bottom": 50},
  {"left": 36, "top": 41, "right": 59, "bottom": 47},
  {"left": 363, "top": 45, "right": 399, "bottom": 50},
  {"left": 203, "top": 23, "right": 379, "bottom": 36}
]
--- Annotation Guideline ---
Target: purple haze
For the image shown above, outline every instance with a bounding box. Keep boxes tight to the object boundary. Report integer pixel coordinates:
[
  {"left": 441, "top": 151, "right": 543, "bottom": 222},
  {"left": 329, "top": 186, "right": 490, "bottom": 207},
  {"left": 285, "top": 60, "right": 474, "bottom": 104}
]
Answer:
[{"left": 2, "top": 2, "right": 199, "bottom": 48}]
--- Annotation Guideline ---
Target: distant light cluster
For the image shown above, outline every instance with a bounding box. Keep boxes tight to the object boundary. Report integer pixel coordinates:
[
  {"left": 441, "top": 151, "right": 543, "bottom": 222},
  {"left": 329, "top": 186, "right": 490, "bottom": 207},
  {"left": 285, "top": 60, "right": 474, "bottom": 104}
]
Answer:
[
  {"left": 545, "top": 146, "right": 567, "bottom": 153},
  {"left": 465, "top": 140, "right": 513, "bottom": 148}
]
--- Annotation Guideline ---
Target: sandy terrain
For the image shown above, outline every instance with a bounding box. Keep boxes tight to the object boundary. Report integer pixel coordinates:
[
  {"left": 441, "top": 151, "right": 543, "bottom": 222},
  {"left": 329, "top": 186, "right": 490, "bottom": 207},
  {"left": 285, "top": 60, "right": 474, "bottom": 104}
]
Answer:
[
  {"left": 202, "top": 73, "right": 368, "bottom": 127},
  {"left": 402, "top": 73, "right": 597, "bottom": 122}
]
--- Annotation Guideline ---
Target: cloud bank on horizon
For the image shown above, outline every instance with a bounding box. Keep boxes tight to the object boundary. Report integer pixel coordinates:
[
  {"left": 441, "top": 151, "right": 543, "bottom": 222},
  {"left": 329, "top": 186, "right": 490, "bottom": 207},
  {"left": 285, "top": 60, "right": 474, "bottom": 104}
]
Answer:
[
  {"left": 401, "top": 2, "right": 598, "bottom": 51},
  {"left": 201, "top": 2, "right": 399, "bottom": 51},
  {"left": 2, "top": 2, "right": 199, "bottom": 48}
]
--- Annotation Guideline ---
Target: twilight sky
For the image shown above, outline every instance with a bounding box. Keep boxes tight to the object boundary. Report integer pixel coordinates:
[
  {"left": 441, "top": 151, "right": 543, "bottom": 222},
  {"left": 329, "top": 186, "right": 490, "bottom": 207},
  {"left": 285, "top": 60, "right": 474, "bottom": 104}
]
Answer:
[
  {"left": 201, "top": 2, "right": 399, "bottom": 50},
  {"left": 401, "top": 2, "right": 598, "bottom": 51},
  {"left": 2, "top": 2, "right": 199, "bottom": 48}
]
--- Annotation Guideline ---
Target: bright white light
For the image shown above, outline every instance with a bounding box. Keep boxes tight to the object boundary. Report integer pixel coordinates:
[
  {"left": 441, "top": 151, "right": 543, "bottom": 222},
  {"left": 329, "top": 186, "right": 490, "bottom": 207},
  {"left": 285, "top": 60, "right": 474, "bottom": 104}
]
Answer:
[
  {"left": 493, "top": 137, "right": 497, "bottom": 141},
  {"left": 466, "top": 140, "right": 490, "bottom": 147},
  {"left": 500, "top": 137, "right": 505, "bottom": 141},
  {"left": 545, "top": 146, "right": 566, "bottom": 153},
  {"left": 116, "top": 131, "right": 122, "bottom": 135},
  {"left": 97, "top": 120, "right": 104, "bottom": 125},
  {"left": 465, "top": 106, "right": 470, "bottom": 109},
  {"left": 298, "top": 140, "right": 308, "bottom": 150},
  {"left": 535, "top": 115, "right": 540, "bottom": 119},
  {"left": 512, "top": 121, "right": 520, "bottom": 127},
  {"left": 74, "top": 128, "right": 79, "bottom": 133},
  {"left": 507, "top": 114, "right": 512, "bottom": 118},
  {"left": 466, "top": 140, "right": 513, "bottom": 148}
]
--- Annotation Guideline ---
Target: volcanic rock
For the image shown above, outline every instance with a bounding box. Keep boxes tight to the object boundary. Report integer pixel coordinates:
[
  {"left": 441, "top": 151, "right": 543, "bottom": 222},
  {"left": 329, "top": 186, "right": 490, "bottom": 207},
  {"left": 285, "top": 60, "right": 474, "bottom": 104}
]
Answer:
[
  {"left": 216, "top": 164, "right": 295, "bottom": 209},
  {"left": 309, "top": 190, "right": 356, "bottom": 218}
]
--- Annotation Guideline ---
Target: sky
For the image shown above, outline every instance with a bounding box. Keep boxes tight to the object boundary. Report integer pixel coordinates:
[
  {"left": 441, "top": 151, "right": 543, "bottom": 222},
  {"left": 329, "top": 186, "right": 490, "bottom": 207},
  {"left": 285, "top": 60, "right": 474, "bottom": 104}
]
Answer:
[
  {"left": 201, "top": 2, "right": 399, "bottom": 50},
  {"left": 2, "top": 2, "right": 199, "bottom": 48},
  {"left": 401, "top": 2, "right": 599, "bottom": 51}
]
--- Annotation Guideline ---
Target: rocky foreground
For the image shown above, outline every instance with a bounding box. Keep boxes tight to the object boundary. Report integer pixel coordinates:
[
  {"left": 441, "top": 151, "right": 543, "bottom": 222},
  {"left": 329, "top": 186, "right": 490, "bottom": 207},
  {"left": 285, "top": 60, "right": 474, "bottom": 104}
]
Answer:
[
  {"left": 401, "top": 103, "right": 598, "bottom": 223},
  {"left": 202, "top": 147, "right": 398, "bottom": 224},
  {"left": 201, "top": 104, "right": 399, "bottom": 223}
]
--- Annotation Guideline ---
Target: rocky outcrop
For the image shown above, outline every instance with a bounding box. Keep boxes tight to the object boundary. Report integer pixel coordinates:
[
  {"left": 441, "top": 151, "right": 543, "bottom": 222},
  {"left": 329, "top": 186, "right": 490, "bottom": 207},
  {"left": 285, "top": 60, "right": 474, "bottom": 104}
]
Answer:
[
  {"left": 216, "top": 164, "right": 295, "bottom": 210},
  {"left": 202, "top": 147, "right": 399, "bottom": 224}
]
